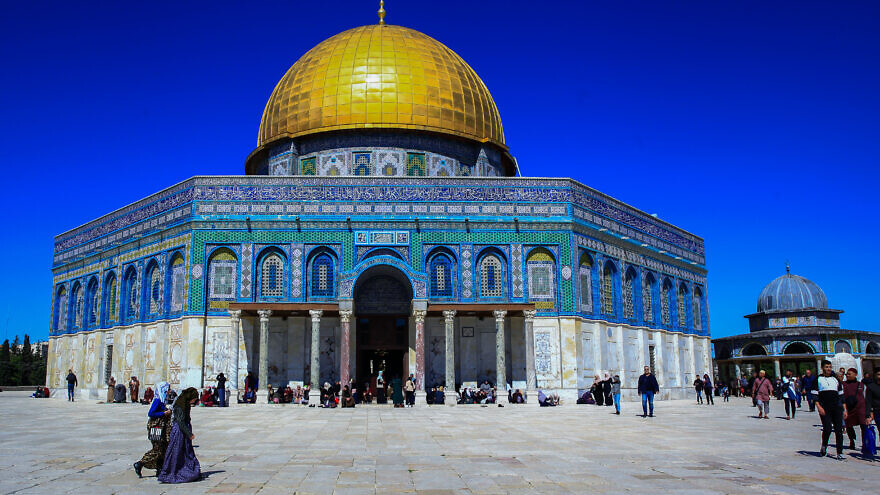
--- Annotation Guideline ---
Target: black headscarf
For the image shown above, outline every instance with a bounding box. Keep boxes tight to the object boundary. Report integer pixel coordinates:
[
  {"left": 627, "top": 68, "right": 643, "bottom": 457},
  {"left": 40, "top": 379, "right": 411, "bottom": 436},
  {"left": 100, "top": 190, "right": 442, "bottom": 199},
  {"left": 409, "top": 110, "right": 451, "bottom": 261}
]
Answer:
[{"left": 174, "top": 387, "right": 199, "bottom": 412}]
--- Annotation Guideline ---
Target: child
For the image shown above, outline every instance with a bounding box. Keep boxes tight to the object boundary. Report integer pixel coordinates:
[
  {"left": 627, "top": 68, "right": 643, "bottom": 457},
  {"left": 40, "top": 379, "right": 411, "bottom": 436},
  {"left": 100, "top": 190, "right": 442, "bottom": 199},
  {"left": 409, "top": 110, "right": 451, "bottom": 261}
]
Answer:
[{"left": 722, "top": 385, "right": 730, "bottom": 402}]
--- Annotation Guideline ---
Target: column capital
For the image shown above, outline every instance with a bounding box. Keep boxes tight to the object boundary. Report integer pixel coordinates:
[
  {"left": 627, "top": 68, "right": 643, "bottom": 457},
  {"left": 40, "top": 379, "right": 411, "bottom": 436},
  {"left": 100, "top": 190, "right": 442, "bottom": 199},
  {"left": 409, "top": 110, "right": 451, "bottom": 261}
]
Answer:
[
  {"left": 228, "top": 309, "right": 242, "bottom": 322},
  {"left": 523, "top": 309, "right": 537, "bottom": 321},
  {"left": 339, "top": 310, "right": 353, "bottom": 323},
  {"left": 442, "top": 310, "right": 457, "bottom": 322},
  {"left": 309, "top": 309, "right": 324, "bottom": 320},
  {"left": 257, "top": 309, "right": 272, "bottom": 321},
  {"left": 493, "top": 309, "right": 507, "bottom": 322},
  {"left": 412, "top": 309, "right": 427, "bottom": 323}
]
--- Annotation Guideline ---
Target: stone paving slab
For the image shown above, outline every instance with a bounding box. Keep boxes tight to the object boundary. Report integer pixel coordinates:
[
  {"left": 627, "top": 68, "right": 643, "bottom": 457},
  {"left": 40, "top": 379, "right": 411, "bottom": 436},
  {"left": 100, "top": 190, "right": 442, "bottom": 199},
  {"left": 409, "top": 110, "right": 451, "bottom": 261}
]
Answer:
[{"left": 0, "top": 392, "right": 877, "bottom": 494}]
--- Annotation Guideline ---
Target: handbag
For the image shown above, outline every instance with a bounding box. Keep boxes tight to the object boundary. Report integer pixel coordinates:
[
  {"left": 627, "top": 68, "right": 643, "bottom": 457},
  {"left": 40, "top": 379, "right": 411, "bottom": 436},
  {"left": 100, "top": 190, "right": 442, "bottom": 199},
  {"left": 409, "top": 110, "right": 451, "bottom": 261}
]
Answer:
[{"left": 146, "top": 415, "right": 167, "bottom": 442}]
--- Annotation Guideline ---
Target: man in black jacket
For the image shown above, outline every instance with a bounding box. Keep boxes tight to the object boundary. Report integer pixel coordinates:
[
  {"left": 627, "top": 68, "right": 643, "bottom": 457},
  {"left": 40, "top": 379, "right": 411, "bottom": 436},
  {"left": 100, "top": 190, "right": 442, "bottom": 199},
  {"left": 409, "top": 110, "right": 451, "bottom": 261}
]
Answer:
[
  {"left": 637, "top": 366, "right": 660, "bottom": 417},
  {"left": 66, "top": 369, "right": 77, "bottom": 402}
]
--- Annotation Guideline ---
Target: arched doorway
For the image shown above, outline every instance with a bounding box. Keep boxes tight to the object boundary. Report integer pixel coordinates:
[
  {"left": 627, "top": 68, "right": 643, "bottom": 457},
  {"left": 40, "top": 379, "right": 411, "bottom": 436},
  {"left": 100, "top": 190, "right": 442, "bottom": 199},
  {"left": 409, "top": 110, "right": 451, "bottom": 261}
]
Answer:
[{"left": 353, "top": 265, "right": 413, "bottom": 387}]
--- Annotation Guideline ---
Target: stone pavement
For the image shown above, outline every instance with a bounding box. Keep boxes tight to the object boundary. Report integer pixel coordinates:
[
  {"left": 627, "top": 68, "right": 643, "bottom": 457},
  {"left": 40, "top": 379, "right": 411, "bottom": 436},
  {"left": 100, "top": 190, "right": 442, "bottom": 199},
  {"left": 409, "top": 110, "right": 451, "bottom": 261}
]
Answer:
[{"left": 0, "top": 391, "right": 877, "bottom": 494}]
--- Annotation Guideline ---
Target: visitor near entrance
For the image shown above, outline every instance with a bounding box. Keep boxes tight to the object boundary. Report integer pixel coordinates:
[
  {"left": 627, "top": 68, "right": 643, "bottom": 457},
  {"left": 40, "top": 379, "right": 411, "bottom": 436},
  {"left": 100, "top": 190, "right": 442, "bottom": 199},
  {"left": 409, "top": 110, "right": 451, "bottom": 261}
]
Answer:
[
  {"left": 611, "top": 375, "right": 621, "bottom": 415},
  {"left": 694, "top": 377, "right": 704, "bottom": 405},
  {"left": 811, "top": 360, "right": 847, "bottom": 460},
  {"left": 65, "top": 369, "right": 77, "bottom": 402},
  {"left": 638, "top": 366, "right": 659, "bottom": 417},
  {"left": 215, "top": 373, "right": 227, "bottom": 407},
  {"left": 752, "top": 370, "right": 774, "bottom": 419},
  {"left": 782, "top": 369, "right": 799, "bottom": 420}
]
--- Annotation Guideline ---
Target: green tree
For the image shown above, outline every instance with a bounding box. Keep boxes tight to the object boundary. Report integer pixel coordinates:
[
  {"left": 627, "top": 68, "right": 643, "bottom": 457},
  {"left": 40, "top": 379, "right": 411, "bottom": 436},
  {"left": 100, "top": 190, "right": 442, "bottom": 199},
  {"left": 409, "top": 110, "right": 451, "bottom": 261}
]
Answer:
[{"left": 0, "top": 339, "right": 9, "bottom": 385}]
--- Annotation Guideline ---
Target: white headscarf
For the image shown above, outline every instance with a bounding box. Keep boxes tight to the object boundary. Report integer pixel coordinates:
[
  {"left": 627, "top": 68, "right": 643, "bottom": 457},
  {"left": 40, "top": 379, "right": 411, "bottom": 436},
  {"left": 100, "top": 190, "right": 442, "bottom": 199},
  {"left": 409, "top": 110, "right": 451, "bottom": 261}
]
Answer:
[{"left": 155, "top": 381, "right": 170, "bottom": 403}]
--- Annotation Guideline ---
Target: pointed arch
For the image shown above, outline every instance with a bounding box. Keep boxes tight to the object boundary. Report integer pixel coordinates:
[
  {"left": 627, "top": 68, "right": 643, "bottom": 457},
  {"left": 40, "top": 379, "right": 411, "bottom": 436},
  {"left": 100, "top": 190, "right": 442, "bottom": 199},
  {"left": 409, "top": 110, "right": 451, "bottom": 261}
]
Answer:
[
  {"left": 623, "top": 266, "right": 638, "bottom": 320},
  {"left": 642, "top": 272, "right": 656, "bottom": 323},
  {"left": 208, "top": 248, "right": 238, "bottom": 300},
  {"left": 426, "top": 247, "right": 456, "bottom": 298},
  {"left": 677, "top": 282, "right": 688, "bottom": 328},
  {"left": 123, "top": 265, "right": 138, "bottom": 322},
  {"left": 102, "top": 271, "right": 118, "bottom": 325},
  {"left": 693, "top": 286, "right": 703, "bottom": 331},
  {"left": 526, "top": 248, "right": 556, "bottom": 306},
  {"left": 144, "top": 259, "right": 161, "bottom": 317},
  {"left": 257, "top": 247, "right": 287, "bottom": 299},
  {"left": 70, "top": 281, "right": 83, "bottom": 330},
  {"left": 477, "top": 248, "right": 507, "bottom": 299},
  {"left": 54, "top": 285, "right": 68, "bottom": 333},
  {"left": 578, "top": 251, "right": 594, "bottom": 313},
  {"left": 601, "top": 260, "right": 617, "bottom": 316},
  {"left": 660, "top": 277, "right": 673, "bottom": 325},
  {"left": 85, "top": 276, "right": 99, "bottom": 329},
  {"left": 166, "top": 252, "right": 186, "bottom": 314},
  {"left": 308, "top": 248, "right": 336, "bottom": 299}
]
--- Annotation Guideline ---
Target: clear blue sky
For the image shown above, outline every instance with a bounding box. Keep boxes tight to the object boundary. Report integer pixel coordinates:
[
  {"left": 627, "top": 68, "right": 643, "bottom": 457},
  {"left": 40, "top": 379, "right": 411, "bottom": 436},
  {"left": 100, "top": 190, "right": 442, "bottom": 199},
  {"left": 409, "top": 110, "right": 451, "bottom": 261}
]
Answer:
[{"left": 2, "top": 1, "right": 877, "bottom": 342}]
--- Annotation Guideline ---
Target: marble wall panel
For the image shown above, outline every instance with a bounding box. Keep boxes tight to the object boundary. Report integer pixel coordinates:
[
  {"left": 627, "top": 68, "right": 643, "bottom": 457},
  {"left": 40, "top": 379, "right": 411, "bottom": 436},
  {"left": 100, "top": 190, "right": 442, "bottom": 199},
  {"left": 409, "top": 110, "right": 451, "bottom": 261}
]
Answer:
[
  {"left": 286, "top": 317, "right": 306, "bottom": 386},
  {"left": 427, "top": 318, "right": 445, "bottom": 388},
  {"left": 534, "top": 319, "right": 561, "bottom": 388}
]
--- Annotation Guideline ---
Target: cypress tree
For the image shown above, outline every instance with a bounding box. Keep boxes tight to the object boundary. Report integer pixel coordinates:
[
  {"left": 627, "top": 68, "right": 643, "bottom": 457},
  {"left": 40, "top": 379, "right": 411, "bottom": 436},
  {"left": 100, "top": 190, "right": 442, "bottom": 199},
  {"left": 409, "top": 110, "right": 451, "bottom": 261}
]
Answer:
[{"left": 0, "top": 340, "right": 9, "bottom": 385}]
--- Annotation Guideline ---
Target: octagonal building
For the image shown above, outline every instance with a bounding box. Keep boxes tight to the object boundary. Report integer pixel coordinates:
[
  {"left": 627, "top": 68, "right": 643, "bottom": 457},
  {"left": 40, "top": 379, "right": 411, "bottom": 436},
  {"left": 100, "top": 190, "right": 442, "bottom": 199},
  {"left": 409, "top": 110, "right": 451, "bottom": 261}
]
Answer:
[{"left": 47, "top": 18, "right": 711, "bottom": 402}]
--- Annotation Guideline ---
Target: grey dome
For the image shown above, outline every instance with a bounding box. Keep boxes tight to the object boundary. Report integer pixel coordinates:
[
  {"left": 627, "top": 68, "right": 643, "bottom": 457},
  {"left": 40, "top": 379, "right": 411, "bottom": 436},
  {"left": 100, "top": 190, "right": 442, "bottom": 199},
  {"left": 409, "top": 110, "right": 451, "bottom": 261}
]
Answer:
[{"left": 757, "top": 270, "right": 827, "bottom": 312}]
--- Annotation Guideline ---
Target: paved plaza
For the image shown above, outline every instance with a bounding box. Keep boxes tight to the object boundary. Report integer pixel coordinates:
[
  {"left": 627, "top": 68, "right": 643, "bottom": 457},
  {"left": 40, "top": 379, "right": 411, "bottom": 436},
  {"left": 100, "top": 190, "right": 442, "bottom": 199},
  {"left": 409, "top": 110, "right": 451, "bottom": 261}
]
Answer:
[{"left": 0, "top": 392, "right": 876, "bottom": 494}]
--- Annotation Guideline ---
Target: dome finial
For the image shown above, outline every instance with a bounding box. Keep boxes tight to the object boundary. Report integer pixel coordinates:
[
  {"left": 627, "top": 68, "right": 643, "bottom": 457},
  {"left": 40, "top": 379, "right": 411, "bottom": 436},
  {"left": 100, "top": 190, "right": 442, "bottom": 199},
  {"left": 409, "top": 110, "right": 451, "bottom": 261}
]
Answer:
[
  {"left": 378, "top": 0, "right": 386, "bottom": 25},
  {"left": 785, "top": 260, "right": 790, "bottom": 274}
]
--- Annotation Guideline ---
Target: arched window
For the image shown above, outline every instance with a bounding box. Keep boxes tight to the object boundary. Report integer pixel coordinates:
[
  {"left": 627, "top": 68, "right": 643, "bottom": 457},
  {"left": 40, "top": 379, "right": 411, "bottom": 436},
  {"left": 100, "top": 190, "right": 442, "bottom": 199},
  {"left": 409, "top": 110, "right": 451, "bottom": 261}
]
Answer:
[
  {"left": 601, "top": 262, "right": 616, "bottom": 315},
  {"left": 70, "top": 282, "right": 83, "bottom": 329},
  {"left": 479, "top": 254, "right": 504, "bottom": 298},
  {"left": 261, "top": 253, "right": 285, "bottom": 298},
  {"left": 865, "top": 342, "right": 880, "bottom": 355},
  {"left": 102, "top": 272, "right": 118, "bottom": 324},
  {"left": 527, "top": 248, "right": 555, "bottom": 308},
  {"left": 209, "top": 250, "right": 238, "bottom": 300},
  {"left": 167, "top": 254, "right": 185, "bottom": 314},
  {"left": 677, "top": 284, "right": 688, "bottom": 328},
  {"left": 693, "top": 287, "right": 703, "bottom": 330},
  {"left": 579, "top": 253, "right": 593, "bottom": 312},
  {"left": 310, "top": 252, "right": 335, "bottom": 297},
  {"left": 146, "top": 261, "right": 161, "bottom": 316},
  {"left": 54, "top": 286, "right": 68, "bottom": 333},
  {"left": 86, "top": 278, "right": 99, "bottom": 328},
  {"left": 643, "top": 273, "right": 655, "bottom": 323},
  {"left": 661, "top": 278, "right": 672, "bottom": 325},
  {"left": 429, "top": 253, "right": 454, "bottom": 297},
  {"left": 623, "top": 268, "right": 637, "bottom": 319},
  {"left": 123, "top": 267, "right": 138, "bottom": 322},
  {"left": 834, "top": 340, "right": 852, "bottom": 354},
  {"left": 742, "top": 343, "right": 768, "bottom": 356}
]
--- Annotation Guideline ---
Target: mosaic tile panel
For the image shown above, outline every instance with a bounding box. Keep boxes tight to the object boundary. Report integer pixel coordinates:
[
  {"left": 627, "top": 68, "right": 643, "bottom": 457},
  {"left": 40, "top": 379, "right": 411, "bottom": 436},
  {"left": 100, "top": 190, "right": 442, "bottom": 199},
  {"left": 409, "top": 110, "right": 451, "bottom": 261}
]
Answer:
[
  {"left": 511, "top": 244, "right": 523, "bottom": 298},
  {"left": 240, "top": 243, "right": 253, "bottom": 298}
]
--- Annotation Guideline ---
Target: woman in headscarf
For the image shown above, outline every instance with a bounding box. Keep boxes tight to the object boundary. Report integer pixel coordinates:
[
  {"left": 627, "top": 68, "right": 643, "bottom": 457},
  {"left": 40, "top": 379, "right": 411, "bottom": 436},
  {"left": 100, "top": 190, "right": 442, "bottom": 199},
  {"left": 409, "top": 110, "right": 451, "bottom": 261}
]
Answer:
[
  {"left": 591, "top": 375, "right": 604, "bottom": 406},
  {"left": 376, "top": 370, "right": 387, "bottom": 404},
  {"left": 141, "top": 386, "right": 154, "bottom": 405},
  {"left": 293, "top": 385, "right": 303, "bottom": 404},
  {"left": 106, "top": 376, "right": 116, "bottom": 404},
  {"left": 134, "top": 381, "right": 171, "bottom": 478},
  {"left": 321, "top": 382, "right": 334, "bottom": 408},
  {"left": 129, "top": 376, "right": 140, "bottom": 403},
  {"left": 158, "top": 387, "right": 201, "bottom": 483},
  {"left": 341, "top": 385, "right": 355, "bottom": 407},
  {"left": 391, "top": 376, "right": 404, "bottom": 407},
  {"left": 603, "top": 373, "right": 613, "bottom": 406}
]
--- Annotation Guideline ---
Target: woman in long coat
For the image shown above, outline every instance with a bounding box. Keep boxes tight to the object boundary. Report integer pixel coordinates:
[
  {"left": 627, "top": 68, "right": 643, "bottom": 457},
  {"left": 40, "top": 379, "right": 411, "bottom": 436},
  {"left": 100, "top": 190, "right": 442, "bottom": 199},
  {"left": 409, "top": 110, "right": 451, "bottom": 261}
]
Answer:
[
  {"left": 602, "top": 373, "right": 613, "bottom": 406},
  {"left": 591, "top": 375, "right": 604, "bottom": 406},
  {"left": 106, "top": 376, "right": 116, "bottom": 403},
  {"left": 158, "top": 387, "right": 201, "bottom": 483},
  {"left": 391, "top": 377, "right": 404, "bottom": 407},
  {"left": 376, "top": 371, "right": 387, "bottom": 404},
  {"left": 134, "top": 382, "right": 171, "bottom": 477},
  {"left": 842, "top": 368, "right": 867, "bottom": 450}
]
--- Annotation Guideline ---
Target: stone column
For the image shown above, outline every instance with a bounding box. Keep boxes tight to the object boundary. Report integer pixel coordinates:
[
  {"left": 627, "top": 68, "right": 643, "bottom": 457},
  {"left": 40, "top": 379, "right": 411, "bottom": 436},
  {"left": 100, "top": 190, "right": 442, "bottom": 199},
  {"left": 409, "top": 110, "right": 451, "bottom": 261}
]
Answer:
[
  {"left": 339, "top": 310, "right": 353, "bottom": 388},
  {"left": 413, "top": 310, "right": 427, "bottom": 391},
  {"left": 257, "top": 309, "right": 272, "bottom": 402},
  {"left": 523, "top": 310, "right": 537, "bottom": 391},
  {"left": 773, "top": 358, "right": 781, "bottom": 379},
  {"left": 443, "top": 310, "right": 456, "bottom": 405},
  {"left": 228, "top": 310, "right": 242, "bottom": 390},
  {"left": 309, "top": 310, "right": 323, "bottom": 388},
  {"left": 494, "top": 309, "right": 508, "bottom": 398}
]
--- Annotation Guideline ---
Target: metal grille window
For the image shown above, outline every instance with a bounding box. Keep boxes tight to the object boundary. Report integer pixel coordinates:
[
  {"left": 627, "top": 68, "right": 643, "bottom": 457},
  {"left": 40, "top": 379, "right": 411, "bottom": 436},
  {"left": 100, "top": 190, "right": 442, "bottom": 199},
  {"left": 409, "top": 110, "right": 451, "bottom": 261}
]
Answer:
[
  {"left": 661, "top": 281, "right": 671, "bottom": 325},
  {"left": 103, "top": 274, "right": 117, "bottom": 323},
  {"left": 311, "top": 253, "right": 334, "bottom": 297},
  {"left": 430, "top": 255, "right": 453, "bottom": 297},
  {"left": 601, "top": 265, "right": 614, "bottom": 315},
  {"left": 579, "top": 255, "right": 592, "bottom": 312},
  {"left": 87, "top": 281, "right": 99, "bottom": 327},
  {"left": 125, "top": 269, "right": 138, "bottom": 320},
  {"left": 643, "top": 276, "right": 654, "bottom": 323},
  {"left": 693, "top": 288, "right": 702, "bottom": 330},
  {"left": 210, "top": 263, "right": 236, "bottom": 298},
  {"left": 170, "top": 257, "right": 185, "bottom": 313},
  {"left": 55, "top": 287, "right": 67, "bottom": 332},
  {"left": 527, "top": 249, "right": 555, "bottom": 302},
  {"left": 261, "top": 254, "right": 284, "bottom": 298},
  {"left": 648, "top": 344, "right": 656, "bottom": 373},
  {"left": 480, "top": 255, "right": 503, "bottom": 298},
  {"left": 623, "top": 272, "right": 635, "bottom": 319},
  {"left": 149, "top": 267, "right": 161, "bottom": 314},
  {"left": 72, "top": 284, "right": 83, "bottom": 328},
  {"left": 678, "top": 285, "right": 687, "bottom": 328}
]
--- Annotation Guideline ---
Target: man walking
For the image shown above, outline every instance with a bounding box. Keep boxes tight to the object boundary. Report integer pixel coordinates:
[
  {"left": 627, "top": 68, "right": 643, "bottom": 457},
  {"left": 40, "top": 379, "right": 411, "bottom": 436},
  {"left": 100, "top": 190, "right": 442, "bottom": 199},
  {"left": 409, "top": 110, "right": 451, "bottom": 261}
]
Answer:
[
  {"left": 751, "top": 370, "right": 774, "bottom": 419},
  {"left": 801, "top": 369, "right": 816, "bottom": 412},
  {"left": 782, "top": 369, "right": 799, "bottom": 420},
  {"left": 66, "top": 369, "right": 77, "bottom": 402},
  {"left": 811, "top": 359, "right": 847, "bottom": 459},
  {"left": 216, "top": 373, "right": 227, "bottom": 407},
  {"left": 637, "top": 366, "right": 659, "bottom": 417}
]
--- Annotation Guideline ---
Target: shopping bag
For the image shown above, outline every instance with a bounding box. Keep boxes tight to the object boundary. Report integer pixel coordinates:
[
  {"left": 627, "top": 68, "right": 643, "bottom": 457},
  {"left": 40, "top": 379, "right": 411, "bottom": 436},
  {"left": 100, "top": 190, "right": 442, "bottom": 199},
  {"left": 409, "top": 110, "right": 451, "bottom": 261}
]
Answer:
[{"left": 862, "top": 425, "right": 877, "bottom": 457}]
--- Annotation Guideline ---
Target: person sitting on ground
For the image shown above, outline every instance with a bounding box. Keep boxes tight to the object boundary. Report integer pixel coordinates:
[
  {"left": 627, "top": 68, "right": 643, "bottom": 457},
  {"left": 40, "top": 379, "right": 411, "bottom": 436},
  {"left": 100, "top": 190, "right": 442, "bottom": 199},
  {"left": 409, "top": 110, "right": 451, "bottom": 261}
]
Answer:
[
  {"left": 576, "top": 389, "right": 595, "bottom": 404},
  {"left": 321, "top": 382, "right": 335, "bottom": 408},
  {"left": 141, "top": 387, "right": 154, "bottom": 405},
  {"left": 32, "top": 386, "right": 46, "bottom": 398},
  {"left": 283, "top": 386, "right": 293, "bottom": 404},
  {"left": 200, "top": 387, "right": 214, "bottom": 407},
  {"left": 479, "top": 380, "right": 492, "bottom": 396},
  {"left": 302, "top": 384, "right": 310, "bottom": 405},
  {"left": 361, "top": 382, "right": 372, "bottom": 404},
  {"left": 511, "top": 389, "right": 525, "bottom": 404},
  {"left": 426, "top": 387, "right": 436, "bottom": 405},
  {"left": 114, "top": 383, "right": 127, "bottom": 403},
  {"left": 243, "top": 387, "right": 256, "bottom": 404},
  {"left": 341, "top": 385, "right": 355, "bottom": 408},
  {"left": 434, "top": 386, "right": 445, "bottom": 405},
  {"left": 538, "top": 390, "right": 555, "bottom": 407},
  {"left": 293, "top": 385, "right": 303, "bottom": 404},
  {"left": 265, "top": 384, "right": 275, "bottom": 404}
]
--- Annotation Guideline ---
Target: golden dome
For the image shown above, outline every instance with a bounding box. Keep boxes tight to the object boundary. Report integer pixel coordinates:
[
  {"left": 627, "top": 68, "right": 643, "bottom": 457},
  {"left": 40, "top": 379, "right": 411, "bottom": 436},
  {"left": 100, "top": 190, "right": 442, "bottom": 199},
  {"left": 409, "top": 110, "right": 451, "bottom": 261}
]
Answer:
[{"left": 256, "top": 24, "right": 505, "bottom": 150}]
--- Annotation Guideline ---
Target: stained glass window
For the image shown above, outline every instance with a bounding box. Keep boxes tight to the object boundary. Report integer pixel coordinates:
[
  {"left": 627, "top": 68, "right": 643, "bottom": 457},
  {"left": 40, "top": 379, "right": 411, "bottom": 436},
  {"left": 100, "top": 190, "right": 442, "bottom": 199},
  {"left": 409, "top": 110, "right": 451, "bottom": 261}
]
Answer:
[
  {"left": 430, "top": 254, "right": 453, "bottom": 297},
  {"left": 148, "top": 266, "right": 161, "bottom": 315},
  {"left": 406, "top": 152, "right": 425, "bottom": 176},
  {"left": 643, "top": 274, "right": 654, "bottom": 323},
  {"left": 480, "top": 255, "right": 503, "bottom": 298},
  {"left": 693, "top": 288, "right": 702, "bottom": 330},
  {"left": 301, "top": 157, "right": 316, "bottom": 175},
  {"left": 661, "top": 280, "right": 671, "bottom": 325},
  {"left": 209, "top": 251, "right": 237, "bottom": 299},
  {"left": 170, "top": 255, "right": 185, "bottom": 313},
  {"left": 527, "top": 249, "right": 555, "bottom": 302},
  {"left": 87, "top": 280, "right": 99, "bottom": 327},
  {"left": 601, "top": 264, "right": 615, "bottom": 315},
  {"left": 261, "top": 254, "right": 284, "bottom": 298},
  {"left": 353, "top": 152, "right": 372, "bottom": 176},
  {"left": 579, "top": 254, "right": 593, "bottom": 312},
  {"left": 623, "top": 271, "right": 635, "bottom": 319},
  {"left": 311, "top": 253, "right": 334, "bottom": 297},
  {"left": 125, "top": 268, "right": 138, "bottom": 320},
  {"left": 678, "top": 285, "right": 688, "bottom": 328},
  {"left": 72, "top": 283, "right": 83, "bottom": 328},
  {"left": 103, "top": 273, "right": 117, "bottom": 323},
  {"left": 55, "top": 286, "right": 67, "bottom": 332}
]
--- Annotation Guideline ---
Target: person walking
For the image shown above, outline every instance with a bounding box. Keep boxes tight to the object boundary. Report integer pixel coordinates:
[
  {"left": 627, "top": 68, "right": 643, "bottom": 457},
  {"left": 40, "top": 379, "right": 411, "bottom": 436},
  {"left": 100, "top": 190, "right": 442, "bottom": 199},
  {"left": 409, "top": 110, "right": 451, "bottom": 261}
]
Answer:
[
  {"left": 602, "top": 373, "right": 613, "bottom": 407},
  {"left": 703, "top": 374, "right": 714, "bottom": 405},
  {"left": 638, "top": 366, "right": 659, "bottom": 417},
  {"left": 751, "top": 370, "right": 774, "bottom": 419},
  {"left": 404, "top": 374, "right": 416, "bottom": 407},
  {"left": 65, "top": 369, "right": 77, "bottom": 402},
  {"left": 611, "top": 374, "right": 621, "bottom": 415},
  {"left": 801, "top": 369, "right": 816, "bottom": 412},
  {"left": 693, "top": 377, "right": 704, "bottom": 404},
  {"left": 158, "top": 387, "right": 202, "bottom": 483},
  {"left": 842, "top": 368, "right": 867, "bottom": 451},
  {"left": 133, "top": 382, "right": 172, "bottom": 478},
  {"left": 129, "top": 376, "right": 140, "bottom": 404},
  {"left": 811, "top": 360, "right": 847, "bottom": 460},
  {"left": 216, "top": 373, "right": 227, "bottom": 407},
  {"left": 782, "top": 369, "right": 799, "bottom": 420}
]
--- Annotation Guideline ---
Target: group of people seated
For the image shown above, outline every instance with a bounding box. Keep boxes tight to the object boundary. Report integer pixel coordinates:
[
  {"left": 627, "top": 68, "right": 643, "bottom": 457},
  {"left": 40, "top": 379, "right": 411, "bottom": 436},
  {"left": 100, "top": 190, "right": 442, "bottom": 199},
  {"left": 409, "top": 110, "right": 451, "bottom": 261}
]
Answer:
[
  {"left": 263, "top": 384, "right": 309, "bottom": 405},
  {"left": 538, "top": 390, "right": 561, "bottom": 407},
  {"left": 31, "top": 386, "right": 51, "bottom": 398},
  {"left": 425, "top": 386, "right": 446, "bottom": 405},
  {"left": 458, "top": 380, "right": 497, "bottom": 404}
]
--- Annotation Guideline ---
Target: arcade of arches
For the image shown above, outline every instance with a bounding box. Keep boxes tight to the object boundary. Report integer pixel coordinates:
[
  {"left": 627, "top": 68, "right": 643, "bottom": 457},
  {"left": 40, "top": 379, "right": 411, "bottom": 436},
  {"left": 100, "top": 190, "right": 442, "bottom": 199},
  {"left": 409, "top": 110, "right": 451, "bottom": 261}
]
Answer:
[{"left": 228, "top": 265, "right": 537, "bottom": 400}]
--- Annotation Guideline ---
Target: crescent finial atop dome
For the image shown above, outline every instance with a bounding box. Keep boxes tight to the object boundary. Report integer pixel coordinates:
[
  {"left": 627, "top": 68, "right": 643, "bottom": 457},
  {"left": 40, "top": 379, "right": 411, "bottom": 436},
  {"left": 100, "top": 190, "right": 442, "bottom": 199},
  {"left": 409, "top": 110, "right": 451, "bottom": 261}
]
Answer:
[{"left": 378, "top": 0, "right": 386, "bottom": 25}]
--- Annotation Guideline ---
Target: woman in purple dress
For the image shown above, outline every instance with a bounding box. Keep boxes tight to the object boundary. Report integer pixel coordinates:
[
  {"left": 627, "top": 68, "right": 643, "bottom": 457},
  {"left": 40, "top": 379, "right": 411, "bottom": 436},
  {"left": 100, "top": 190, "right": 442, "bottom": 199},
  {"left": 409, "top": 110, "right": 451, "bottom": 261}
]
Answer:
[{"left": 158, "top": 387, "right": 201, "bottom": 483}]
